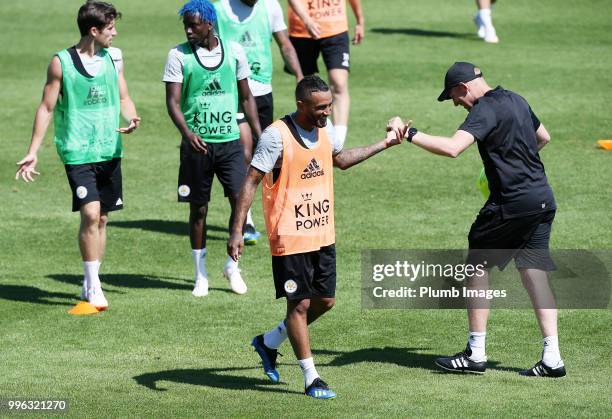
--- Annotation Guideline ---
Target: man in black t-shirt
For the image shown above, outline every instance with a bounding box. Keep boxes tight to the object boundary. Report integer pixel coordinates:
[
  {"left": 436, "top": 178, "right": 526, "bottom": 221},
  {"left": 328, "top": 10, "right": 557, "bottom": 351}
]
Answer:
[{"left": 388, "top": 62, "right": 566, "bottom": 378}]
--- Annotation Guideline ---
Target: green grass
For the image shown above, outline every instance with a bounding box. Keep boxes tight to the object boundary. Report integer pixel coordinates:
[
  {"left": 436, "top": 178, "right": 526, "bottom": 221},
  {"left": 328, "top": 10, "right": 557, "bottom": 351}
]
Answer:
[{"left": 1, "top": 0, "right": 611, "bottom": 417}]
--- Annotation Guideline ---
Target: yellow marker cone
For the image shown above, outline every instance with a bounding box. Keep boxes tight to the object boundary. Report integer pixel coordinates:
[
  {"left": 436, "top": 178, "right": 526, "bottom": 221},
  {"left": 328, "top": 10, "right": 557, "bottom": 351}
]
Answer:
[
  {"left": 68, "top": 301, "right": 100, "bottom": 315},
  {"left": 597, "top": 139, "right": 612, "bottom": 150},
  {"left": 476, "top": 168, "right": 490, "bottom": 199}
]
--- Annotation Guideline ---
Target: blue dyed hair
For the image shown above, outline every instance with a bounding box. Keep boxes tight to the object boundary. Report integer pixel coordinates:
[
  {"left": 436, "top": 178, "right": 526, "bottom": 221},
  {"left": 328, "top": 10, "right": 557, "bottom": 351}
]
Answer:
[{"left": 179, "top": 0, "right": 217, "bottom": 23}]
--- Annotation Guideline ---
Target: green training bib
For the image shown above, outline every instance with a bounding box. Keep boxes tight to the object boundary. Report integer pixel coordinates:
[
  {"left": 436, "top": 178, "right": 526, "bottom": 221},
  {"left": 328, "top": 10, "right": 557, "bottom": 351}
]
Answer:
[
  {"left": 54, "top": 48, "right": 121, "bottom": 164},
  {"left": 214, "top": 0, "right": 273, "bottom": 85},
  {"left": 181, "top": 40, "right": 240, "bottom": 142}
]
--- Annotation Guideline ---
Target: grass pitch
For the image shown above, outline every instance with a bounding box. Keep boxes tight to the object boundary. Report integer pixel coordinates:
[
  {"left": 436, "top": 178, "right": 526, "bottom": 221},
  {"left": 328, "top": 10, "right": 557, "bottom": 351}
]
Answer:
[{"left": 1, "top": 0, "right": 611, "bottom": 417}]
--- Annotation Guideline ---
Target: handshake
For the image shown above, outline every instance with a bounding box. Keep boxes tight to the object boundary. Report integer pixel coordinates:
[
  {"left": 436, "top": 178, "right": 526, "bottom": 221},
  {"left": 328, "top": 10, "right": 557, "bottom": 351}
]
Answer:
[{"left": 384, "top": 117, "right": 413, "bottom": 146}]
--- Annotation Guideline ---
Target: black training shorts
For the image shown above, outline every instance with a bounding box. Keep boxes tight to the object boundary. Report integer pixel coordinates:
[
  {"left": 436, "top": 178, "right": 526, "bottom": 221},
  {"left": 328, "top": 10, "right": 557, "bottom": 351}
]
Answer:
[
  {"left": 64, "top": 158, "right": 123, "bottom": 212},
  {"left": 177, "top": 139, "right": 246, "bottom": 204},
  {"left": 289, "top": 31, "right": 350, "bottom": 75},
  {"left": 238, "top": 92, "right": 274, "bottom": 133},
  {"left": 466, "top": 203, "right": 556, "bottom": 271},
  {"left": 272, "top": 244, "right": 337, "bottom": 300}
]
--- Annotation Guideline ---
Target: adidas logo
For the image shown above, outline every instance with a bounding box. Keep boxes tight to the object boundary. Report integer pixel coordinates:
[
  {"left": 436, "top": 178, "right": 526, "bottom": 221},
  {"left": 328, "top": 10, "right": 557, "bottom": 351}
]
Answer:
[
  {"left": 240, "top": 31, "right": 256, "bottom": 47},
  {"left": 301, "top": 158, "right": 324, "bottom": 179},
  {"left": 202, "top": 79, "right": 224, "bottom": 96},
  {"left": 115, "top": 198, "right": 123, "bottom": 206},
  {"left": 84, "top": 85, "right": 107, "bottom": 105}
]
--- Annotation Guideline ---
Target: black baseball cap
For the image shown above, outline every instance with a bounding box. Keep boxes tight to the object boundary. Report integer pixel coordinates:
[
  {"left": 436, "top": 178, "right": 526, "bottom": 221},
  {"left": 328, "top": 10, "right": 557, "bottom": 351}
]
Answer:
[{"left": 437, "top": 62, "right": 483, "bottom": 102}]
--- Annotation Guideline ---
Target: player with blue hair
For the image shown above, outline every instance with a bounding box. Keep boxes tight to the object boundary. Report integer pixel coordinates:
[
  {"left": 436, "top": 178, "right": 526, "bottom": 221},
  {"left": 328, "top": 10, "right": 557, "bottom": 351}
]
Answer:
[
  {"left": 178, "top": 0, "right": 217, "bottom": 23},
  {"left": 163, "top": 0, "right": 262, "bottom": 297}
]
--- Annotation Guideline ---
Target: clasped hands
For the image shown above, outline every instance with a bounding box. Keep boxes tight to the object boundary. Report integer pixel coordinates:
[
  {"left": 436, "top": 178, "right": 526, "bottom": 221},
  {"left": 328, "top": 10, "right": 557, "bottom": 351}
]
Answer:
[{"left": 384, "top": 117, "right": 412, "bottom": 147}]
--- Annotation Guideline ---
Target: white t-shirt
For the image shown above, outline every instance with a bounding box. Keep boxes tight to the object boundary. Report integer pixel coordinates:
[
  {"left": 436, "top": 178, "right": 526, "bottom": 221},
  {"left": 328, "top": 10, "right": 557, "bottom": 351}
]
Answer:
[
  {"left": 162, "top": 38, "right": 250, "bottom": 83},
  {"left": 80, "top": 46, "right": 122, "bottom": 76},
  {"left": 251, "top": 114, "right": 343, "bottom": 173},
  {"left": 218, "top": 0, "right": 287, "bottom": 96}
]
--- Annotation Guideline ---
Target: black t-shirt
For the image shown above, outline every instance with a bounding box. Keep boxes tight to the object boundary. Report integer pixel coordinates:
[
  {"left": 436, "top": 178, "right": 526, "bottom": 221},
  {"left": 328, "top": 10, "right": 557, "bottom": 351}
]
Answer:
[{"left": 460, "top": 86, "right": 556, "bottom": 218}]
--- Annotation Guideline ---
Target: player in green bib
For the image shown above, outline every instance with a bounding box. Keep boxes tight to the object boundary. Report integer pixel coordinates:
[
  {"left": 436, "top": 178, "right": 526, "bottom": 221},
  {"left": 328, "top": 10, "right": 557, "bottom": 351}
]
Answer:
[
  {"left": 214, "top": 0, "right": 303, "bottom": 245},
  {"left": 15, "top": 1, "right": 140, "bottom": 310},
  {"left": 164, "top": 0, "right": 262, "bottom": 297}
]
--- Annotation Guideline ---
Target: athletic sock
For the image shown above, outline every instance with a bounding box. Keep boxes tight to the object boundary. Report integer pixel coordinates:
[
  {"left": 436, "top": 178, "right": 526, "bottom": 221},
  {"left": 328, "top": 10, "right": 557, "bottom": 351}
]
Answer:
[
  {"left": 192, "top": 249, "right": 207, "bottom": 280},
  {"left": 83, "top": 260, "right": 100, "bottom": 291},
  {"left": 298, "top": 357, "right": 320, "bottom": 388},
  {"left": 225, "top": 255, "right": 238, "bottom": 272},
  {"left": 335, "top": 125, "right": 348, "bottom": 144},
  {"left": 263, "top": 320, "right": 288, "bottom": 349},
  {"left": 542, "top": 335, "right": 563, "bottom": 367},
  {"left": 468, "top": 331, "right": 487, "bottom": 361},
  {"left": 478, "top": 8, "right": 493, "bottom": 28},
  {"left": 246, "top": 208, "right": 255, "bottom": 228}
]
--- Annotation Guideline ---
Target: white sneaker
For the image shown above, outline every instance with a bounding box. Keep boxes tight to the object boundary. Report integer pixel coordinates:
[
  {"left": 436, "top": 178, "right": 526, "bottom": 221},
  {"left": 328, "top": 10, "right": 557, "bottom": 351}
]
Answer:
[
  {"left": 473, "top": 14, "right": 485, "bottom": 39},
  {"left": 223, "top": 267, "right": 247, "bottom": 295},
  {"left": 484, "top": 25, "right": 499, "bottom": 43},
  {"left": 192, "top": 277, "right": 209, "bottom": 297},
  {"left": 87, "top": 287, "right": 108, "bottom": 310}
]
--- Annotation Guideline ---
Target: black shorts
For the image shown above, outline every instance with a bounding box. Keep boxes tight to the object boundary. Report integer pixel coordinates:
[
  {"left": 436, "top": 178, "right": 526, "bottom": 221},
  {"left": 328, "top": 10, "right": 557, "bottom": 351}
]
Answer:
[
  {"left": 177, "top": 139, "right": 246, "bottom": 204},
  {"left": 289, "top": 32, "right": 350, "bottom": 75},
  {"left": 64, "top": 158, "right": 123, "bottom": 212},
  {"left": 467, "top": 203, "right": 556, "bottom": 271},
  {"left": 237, "top": 92, "right": 274, "bottom": 132},
  {"left": 272, "top": 244, "right": 336, "bottom": 300}
]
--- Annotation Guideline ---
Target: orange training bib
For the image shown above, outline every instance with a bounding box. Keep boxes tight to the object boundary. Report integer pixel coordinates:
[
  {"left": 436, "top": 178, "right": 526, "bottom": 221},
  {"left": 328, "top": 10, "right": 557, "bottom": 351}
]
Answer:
[
  {"left": 288, "top": 0, "right": 348, "bottom": 39},
  {"left": 262, "top": 119, "right": 335, "bottom": 256}
]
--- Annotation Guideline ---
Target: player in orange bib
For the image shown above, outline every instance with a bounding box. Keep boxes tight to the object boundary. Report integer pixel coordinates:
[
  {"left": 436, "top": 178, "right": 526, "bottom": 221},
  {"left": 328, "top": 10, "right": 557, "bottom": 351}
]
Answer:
[
  {"left": 286, "top": 0, "right": 364, "bottom": 145},
  {"left": 227, "top": 76, "right": 405, "bottom": 398}
]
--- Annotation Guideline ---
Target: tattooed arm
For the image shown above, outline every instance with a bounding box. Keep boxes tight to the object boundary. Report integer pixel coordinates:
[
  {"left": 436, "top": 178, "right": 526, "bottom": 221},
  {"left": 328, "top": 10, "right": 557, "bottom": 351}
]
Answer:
[{"left": 333, "top": 127, "right": 404, "bottom": 170}]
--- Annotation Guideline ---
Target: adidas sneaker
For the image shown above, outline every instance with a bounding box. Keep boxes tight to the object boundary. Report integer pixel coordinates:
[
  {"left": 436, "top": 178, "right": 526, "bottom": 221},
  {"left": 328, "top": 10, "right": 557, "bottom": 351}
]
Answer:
[{"left": 434, "top": 345, "right": 487, "bottom": 374}]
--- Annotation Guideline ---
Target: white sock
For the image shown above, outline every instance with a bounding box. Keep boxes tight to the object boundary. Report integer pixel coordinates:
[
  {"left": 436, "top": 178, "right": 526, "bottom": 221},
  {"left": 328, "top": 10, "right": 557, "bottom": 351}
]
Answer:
[
  {"left": 298, "top": 357, "right": 320, "bottom": 388},
  {"left": 82, "top": 261, "right": 101, "bottom": 290},
  {"left": 263, "top": 320, "right": 288, "bottom": 349},
  {"left": 478, "top": 8, "right": 493, "bottom": 28},
  {"left": 335, "top": 125, "right": 348, "bottom": 144},
  {"left": 542, "top": 335, "right": 563, "bottom": 367},
  {"left": 192, "top": 249, "right": 207, "bottom": 280},
  {"left": 83, "top": 260, "right": 100, "bottom": 291},
  {"left": 468, "top": 331, "right": 487, "bottom": 361},
  {"left": 246, "top": 208, "right": 255, "bottom": 228},
  {"left": 225, "top": 255, "right": 238, "bottom": 272}
]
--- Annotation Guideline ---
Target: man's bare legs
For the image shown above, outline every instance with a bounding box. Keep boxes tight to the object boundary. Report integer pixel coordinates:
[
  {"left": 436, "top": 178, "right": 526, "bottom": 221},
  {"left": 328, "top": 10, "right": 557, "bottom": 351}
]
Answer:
[
  {"left": 78, "top": 201, "right": 108, "bottom": 307},
  {"left": 475, "top": 0, "right": 499, "bottom": 43},
  {"left": 520, "top": 268, "right": 563, "bottom": 368},
  {"left": 238, "top": 120, "right": 260, "bottom": 243},
  {"left": 328, "top": 68, "right": 350, "bottom": 143}
]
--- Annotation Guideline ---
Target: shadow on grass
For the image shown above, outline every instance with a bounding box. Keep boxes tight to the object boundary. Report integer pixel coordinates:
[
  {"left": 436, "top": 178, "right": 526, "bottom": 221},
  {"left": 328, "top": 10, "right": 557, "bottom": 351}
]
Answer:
[
  {"left": 109, "top": 219, "right": 226, "bottom": 240},
  {"left": 313, "top": 347, "right": 523, "bottom": 373},
  {"left": 47, "top": 274, "right": 236, "bottom": 295},
  {"left": 47, "top": 273, "right": 192, "bottom": 291},
  {"left": 371, "top": 27, "right": 473, "bottom": 39},
  {"left": 133, "top": 367, "right": 302, "bottom": 394},
  {"left": 0, "top": 284, "right": 74, "bottom": 306}
]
